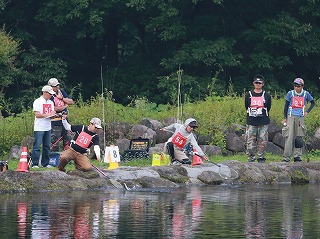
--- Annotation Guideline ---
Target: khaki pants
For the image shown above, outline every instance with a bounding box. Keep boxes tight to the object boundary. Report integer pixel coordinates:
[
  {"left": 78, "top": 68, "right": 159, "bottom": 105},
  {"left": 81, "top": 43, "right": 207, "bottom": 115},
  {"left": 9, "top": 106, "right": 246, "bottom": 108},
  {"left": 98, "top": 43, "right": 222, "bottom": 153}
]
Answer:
[
  {"left": 163, "top": 142, "right": 188, "bottom": 161},
  {"left": 58, "top": 147, "right": 92, "bottom": 172},
  {"left": 283, "top": 116, "right": 306, "bottom": 160}
]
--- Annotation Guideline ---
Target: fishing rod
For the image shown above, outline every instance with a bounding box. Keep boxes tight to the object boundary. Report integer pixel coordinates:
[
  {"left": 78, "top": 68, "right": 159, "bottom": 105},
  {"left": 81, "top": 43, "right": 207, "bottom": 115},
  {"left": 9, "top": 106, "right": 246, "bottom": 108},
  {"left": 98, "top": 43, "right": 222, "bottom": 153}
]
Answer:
[{"left": 101, "top": 65, "right": 106, "bottom": 151}]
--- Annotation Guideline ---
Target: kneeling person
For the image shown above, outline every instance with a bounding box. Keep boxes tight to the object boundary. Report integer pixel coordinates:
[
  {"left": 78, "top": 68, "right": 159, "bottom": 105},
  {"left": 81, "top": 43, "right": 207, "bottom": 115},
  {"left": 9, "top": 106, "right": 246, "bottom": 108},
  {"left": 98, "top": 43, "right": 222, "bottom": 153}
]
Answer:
[
  {"left": 58, "top": 117, "right": 102, "bottom": 172},
  {"left": 162, "top": 118, "right": 208, "bottom": 165}
]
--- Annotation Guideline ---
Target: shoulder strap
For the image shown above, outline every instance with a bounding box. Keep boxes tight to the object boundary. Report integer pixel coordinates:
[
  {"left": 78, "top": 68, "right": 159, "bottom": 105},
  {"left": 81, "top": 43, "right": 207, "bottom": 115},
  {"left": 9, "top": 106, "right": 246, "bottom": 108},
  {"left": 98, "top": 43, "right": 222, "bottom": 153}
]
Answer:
[{"left": 249, "top": 91, "right": 252, "bottom": 97}]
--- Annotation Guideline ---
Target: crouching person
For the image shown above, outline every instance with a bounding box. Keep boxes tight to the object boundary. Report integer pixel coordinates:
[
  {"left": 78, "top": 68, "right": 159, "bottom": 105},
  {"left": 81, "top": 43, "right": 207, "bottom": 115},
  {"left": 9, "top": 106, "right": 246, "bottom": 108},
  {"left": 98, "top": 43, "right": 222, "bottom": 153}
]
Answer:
[
  {"left": 162, "top": 118, "right": 208, "bottom": 165},
  {"left": 58, "top": 117, "right": 102, "bottom": 172}
]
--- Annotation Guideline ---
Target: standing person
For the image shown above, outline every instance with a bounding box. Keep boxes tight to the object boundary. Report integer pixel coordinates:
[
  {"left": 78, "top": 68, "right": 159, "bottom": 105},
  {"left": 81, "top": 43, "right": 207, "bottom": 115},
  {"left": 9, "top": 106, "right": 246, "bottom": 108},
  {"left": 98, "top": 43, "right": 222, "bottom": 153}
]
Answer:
[
  {"left": 245, "top": 75, "right": 272, "bottom": 163},
  {"left": 58, "top": 117, "right": 102, "bottom": 172},
  {"left": 282, "top": 78, "right": 315, "bottom": 162},
  {"left": 31, "top": 85, "right": 56, "bottom": 168},
  {"left": 161, "top": 118, "right": 208, "bottom": 165},
  {"left": 48, "top": 78, "right": 74, "bottom": 151}
]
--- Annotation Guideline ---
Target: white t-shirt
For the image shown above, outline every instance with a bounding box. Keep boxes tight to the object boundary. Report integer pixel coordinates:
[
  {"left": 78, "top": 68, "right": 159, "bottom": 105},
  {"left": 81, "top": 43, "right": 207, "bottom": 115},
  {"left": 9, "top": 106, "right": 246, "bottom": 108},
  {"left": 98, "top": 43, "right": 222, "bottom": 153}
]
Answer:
[{"left": 33, "top": 96, "right": 54, "bottom": 131}]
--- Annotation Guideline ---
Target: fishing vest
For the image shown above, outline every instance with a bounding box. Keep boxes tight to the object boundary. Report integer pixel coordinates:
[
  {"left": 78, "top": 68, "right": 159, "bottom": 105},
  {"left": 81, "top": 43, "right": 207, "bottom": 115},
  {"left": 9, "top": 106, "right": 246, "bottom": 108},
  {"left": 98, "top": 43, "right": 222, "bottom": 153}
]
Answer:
[
  {"left": 74, "top": 126, "right": 97, "bottom": 150},
  {"left": 171, "top": 126, "right": 192, "bottom": 149},
  {"left": 289, "top": 90, "right": 306, "bottom": 116},
  {"left": 247, "top": 91, "right": 268, "bottom": 117}
]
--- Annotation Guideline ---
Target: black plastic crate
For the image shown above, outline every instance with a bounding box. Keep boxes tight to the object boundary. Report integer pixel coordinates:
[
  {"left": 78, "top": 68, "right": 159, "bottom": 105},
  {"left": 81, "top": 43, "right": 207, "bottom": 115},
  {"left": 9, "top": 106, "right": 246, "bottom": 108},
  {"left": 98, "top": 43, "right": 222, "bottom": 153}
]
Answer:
[{"left": 122, "top": 138, "right": 150, "bottom": 161}]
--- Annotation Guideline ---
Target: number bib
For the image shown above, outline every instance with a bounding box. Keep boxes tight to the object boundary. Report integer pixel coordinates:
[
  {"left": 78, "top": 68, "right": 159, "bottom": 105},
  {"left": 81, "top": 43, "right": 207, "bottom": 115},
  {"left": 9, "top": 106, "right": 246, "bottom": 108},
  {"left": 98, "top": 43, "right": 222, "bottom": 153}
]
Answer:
[
  {"left": 250, "top": 96, "right": 264, "bottom": 108},
  {"left": 292, "top": 96, "right": 304, "bottom": 109},
  {"left": 43, "top": 104, "right": 53, "bottom": 114},
  {"left": 171, "top": 132, "right": 187, "bottom": 149},
  {"left": 54, "top": 97, "right": 65, "bottom": 107},
  {"left": 75, "top": 131, "right": 93, "bottom": 149}
]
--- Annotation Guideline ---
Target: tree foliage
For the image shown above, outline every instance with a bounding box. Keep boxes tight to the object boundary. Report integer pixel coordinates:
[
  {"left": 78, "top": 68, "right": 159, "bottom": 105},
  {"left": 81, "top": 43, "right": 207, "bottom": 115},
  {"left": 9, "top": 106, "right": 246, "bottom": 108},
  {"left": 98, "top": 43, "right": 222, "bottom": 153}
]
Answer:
[{"left": 0, "top": 0, "right": 320, "bottom": 115}]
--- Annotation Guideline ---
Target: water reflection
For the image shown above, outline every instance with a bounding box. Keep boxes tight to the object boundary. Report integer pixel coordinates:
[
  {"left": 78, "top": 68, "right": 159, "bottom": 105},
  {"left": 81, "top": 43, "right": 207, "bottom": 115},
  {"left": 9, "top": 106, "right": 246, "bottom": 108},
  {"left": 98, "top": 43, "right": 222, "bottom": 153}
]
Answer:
[
  {"left": 244, "top": 190, "right": 267, "bottom": 238},
  {"left": 281, "top": 187, "right": 303, "bottom": 239},
  {"left": 1, "top": 184, "right": 320, "bottom": 238}
]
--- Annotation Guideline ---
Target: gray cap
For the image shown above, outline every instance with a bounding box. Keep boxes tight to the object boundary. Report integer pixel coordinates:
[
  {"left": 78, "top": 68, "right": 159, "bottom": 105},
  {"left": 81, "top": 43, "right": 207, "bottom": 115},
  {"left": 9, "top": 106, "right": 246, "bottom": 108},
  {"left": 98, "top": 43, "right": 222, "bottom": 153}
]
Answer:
[{"left": 90, "top": 117, "right": 102, "bottom": 129}]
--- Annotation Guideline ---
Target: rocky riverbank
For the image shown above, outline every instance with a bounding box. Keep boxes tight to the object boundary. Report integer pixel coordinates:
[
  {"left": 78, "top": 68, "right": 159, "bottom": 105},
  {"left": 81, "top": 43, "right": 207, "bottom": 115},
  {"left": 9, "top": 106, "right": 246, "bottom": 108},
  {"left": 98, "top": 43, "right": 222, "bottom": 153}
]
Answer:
[{"left": 1, "top": 161, "right": 320, "bottom": 193}]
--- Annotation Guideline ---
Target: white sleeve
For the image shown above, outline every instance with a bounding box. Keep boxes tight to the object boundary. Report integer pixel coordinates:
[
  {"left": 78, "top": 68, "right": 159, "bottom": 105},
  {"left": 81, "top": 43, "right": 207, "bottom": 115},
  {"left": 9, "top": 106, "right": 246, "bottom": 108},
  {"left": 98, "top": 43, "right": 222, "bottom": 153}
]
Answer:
[
  {"left": 62, "top": 119, "right": 71, "bottom": 131},
  {"left": 94, "top": 145, "right": 101, "bottom": 160}
]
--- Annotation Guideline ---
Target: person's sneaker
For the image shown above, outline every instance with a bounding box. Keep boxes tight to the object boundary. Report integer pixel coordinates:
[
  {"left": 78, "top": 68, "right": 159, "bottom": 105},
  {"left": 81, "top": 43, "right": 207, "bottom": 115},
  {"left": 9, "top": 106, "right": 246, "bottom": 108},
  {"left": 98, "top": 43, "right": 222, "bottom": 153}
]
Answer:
[
  {"left": 294, "top": 157, "right": 302, "bottom": 162},
  {"left": 171, "top": 160, "right": 182, "bottom": 165},
  {"left": 257, "top": 158, "right": 266, "bottom": 163},
  {"left": 282, "top": 158, "right": 290, "bottom": 162},
  {"left": 182, "top": 158, "right": 192, "bottom": 165},
  {"left": 32, "top": 166, "right": 39, "bottom": 169},
  {"left": 44, "top": 165, "right": 53, "bottom": 168},
  {"left": 248, "top": 157, "right": 256, "bottom": 162}
]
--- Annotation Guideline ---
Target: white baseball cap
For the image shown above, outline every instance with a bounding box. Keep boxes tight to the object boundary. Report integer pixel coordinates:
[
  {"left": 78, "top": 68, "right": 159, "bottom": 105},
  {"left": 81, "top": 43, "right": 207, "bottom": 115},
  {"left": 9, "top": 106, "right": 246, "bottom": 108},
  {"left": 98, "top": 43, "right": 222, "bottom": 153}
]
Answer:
[
  {"left": 48, "top": 78, "right": 60, "bottom": 86},
  {"left": 42, "top": 85, "right": 55, "bottom": 95}
]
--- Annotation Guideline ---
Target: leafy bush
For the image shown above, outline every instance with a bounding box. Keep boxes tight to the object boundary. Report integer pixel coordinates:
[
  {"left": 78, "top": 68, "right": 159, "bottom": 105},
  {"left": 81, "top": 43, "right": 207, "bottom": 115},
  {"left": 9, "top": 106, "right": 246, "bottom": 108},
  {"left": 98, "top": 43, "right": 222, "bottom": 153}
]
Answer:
[{"left": 1, "top": 94, "right": 319, "bottom": 158}]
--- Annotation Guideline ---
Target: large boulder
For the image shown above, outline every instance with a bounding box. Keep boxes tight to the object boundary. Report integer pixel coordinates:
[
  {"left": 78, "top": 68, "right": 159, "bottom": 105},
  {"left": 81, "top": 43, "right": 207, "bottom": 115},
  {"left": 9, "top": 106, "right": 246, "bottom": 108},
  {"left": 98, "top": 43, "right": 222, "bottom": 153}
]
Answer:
[
  {"left": 225, "top": 133, "right": 245, "bottom": 153},
  {"left": 272, "top": 132, "right": 285, "bottom": 149},
  {"left": 268, "top": 120, "right": 282, "bottom": 141},
  {"left": 140, "top": 118, "right": 163, "bottom": 131},
  {"left": 129, "top": 124, "right": 156, "bottom": 145},
  {"left": 266, "top": 142, "right": 284, "bottom": 155}
]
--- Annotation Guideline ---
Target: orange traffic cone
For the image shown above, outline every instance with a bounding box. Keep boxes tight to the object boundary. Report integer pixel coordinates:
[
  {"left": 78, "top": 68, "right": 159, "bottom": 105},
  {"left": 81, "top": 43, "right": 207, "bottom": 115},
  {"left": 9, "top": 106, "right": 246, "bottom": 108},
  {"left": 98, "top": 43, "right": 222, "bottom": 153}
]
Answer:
[
  {"left": 17, "top": 147, "right": 29, "bottom": 172},
  {"left": 192, "top": 149, "right": 203, "bottom": 166}
]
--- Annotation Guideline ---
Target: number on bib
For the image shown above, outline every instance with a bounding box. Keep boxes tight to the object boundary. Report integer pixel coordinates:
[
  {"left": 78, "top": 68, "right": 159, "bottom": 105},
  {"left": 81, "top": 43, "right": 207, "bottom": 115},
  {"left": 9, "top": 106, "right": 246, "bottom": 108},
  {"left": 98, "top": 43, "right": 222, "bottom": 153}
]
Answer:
[
  {"left": 292, "top": 96, "right": 304, "bottom": 109},
  {"left": 75, "top": 132, "right": 93, "bottom": 149}
]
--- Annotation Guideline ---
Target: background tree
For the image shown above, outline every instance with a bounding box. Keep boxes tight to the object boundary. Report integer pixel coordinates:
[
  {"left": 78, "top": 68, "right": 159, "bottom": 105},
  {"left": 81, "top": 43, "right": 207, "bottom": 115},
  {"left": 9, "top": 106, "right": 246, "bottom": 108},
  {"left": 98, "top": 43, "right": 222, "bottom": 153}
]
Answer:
[{"left": 0, "top": 0, "right": 320, "bottom": 115}]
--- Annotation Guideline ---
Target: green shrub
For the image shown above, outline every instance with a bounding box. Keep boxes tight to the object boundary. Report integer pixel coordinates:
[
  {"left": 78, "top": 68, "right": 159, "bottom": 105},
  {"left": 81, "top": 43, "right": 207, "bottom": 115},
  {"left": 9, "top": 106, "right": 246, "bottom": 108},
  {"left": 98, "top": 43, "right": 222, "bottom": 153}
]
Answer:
[{"left": 1, "top": 94, "right": 319, "bottom": 158}]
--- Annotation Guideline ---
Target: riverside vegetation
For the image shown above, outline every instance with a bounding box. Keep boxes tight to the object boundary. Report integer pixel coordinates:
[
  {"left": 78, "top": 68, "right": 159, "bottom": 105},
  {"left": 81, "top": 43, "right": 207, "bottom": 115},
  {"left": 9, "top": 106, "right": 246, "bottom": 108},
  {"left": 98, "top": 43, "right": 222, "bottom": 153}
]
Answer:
[{"left": 1, "top": 93, "right": 320, "bottom": 168}]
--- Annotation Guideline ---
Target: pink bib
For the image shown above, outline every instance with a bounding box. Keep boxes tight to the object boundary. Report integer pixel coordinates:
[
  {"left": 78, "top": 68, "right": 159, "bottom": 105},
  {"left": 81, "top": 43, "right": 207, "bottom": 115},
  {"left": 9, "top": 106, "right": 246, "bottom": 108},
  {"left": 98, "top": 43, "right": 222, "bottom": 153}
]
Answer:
[
  {"left": 292, "top": 96, "right": 304, "bottom": 109},
  {"left": 171, "top": 132, "right": 187, "bottom": 149},
  {"left": 54, "top": 97, "right": 65, "bottom": 107},
  {"left": 250, "top": 96, "right": 264, "bottom": 108},
  {"left": 42, "top": 104, "right": 53, "bottom": 114},
  {"left": 75, "top": 131, "right": 93, "bottom": 149}
]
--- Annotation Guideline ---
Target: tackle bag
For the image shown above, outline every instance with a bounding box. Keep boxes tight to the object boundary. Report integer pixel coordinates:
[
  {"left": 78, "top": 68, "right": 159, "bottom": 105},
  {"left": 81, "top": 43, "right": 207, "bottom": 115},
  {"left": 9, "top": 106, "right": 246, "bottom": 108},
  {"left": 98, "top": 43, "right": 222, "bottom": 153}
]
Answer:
[
  {"left": 151, "top": 153, "right": 170, "bottom": 166},
  {"left": 122, "top": 138, "right": 150, "bottom": 161}
]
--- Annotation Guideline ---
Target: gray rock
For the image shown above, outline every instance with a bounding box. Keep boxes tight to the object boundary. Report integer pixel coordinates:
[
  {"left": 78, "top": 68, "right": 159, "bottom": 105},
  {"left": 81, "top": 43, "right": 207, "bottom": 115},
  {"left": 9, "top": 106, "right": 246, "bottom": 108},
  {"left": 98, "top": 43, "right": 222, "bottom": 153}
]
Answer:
[
  {"left": 272, "top": 132, "right": 285, "bottom": 149},
  {"left": 266, "top": 142, "right": 284, "bottom": 155},
  {"left": 225, "top": 133, "right": 245, "bottom": 152},
  {"left": 140, "top": 118, "right": 163, "bottom": 131},
  {"left": 129, "top": 124, "right": 156, "bottom": 145}
]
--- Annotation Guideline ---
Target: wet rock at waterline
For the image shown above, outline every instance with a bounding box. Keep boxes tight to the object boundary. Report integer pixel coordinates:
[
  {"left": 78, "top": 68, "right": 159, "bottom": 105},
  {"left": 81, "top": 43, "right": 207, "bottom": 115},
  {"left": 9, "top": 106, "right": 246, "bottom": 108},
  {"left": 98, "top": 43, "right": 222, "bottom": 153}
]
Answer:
[{"left": 0, "top": 161, "right": 319, "bottom": 192}]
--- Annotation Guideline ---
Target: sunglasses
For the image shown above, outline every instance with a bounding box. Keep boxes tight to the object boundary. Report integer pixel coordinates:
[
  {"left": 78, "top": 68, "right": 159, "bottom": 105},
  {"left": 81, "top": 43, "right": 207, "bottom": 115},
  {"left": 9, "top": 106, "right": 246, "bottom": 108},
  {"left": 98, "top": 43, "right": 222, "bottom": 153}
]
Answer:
[
  {"left": 189, "top": 125, "right": 197, "bottom": 129},
  {"left": 46, "top": 92, "right": 53, "bottom": 95},
  {"left": 91, "top": 123, "right": 99, "bottom": 129},
  {"left": 294, "top": 85, "right": 302, "bottom": 88},
  {"left": 254, "top": 82, "right": 263, "bottom": 84}
]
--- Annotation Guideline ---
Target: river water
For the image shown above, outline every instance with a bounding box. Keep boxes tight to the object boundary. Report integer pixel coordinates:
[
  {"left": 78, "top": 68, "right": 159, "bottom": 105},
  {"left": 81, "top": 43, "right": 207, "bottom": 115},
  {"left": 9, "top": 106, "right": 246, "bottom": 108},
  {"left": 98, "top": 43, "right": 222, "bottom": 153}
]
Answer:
[{"left": 1, "top": 183, "right": 320, "bottom": 238}]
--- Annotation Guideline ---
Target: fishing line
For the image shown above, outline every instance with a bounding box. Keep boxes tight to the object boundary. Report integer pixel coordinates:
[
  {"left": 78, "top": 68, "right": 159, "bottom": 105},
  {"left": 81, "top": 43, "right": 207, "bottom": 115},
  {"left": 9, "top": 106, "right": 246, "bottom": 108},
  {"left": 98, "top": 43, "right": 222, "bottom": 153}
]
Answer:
[
  {"left": 101, "top": 65, "right": 106, "bottom": 151},
  {"left": 177, "top": 66, "right": 183, "bottom": 123},
  {"left": 111, "top": 68, "right": 117, "bottom": 143},
  {"left": 192, "top": 151, "right": 239, "bottom": 180}
]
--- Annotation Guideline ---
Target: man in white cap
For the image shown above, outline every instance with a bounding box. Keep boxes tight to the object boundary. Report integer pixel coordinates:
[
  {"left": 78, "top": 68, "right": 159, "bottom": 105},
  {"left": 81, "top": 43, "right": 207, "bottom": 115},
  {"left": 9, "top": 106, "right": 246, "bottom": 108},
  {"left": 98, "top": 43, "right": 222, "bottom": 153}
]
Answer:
[
  {"left": 161, "top": 118, "right": 208, "bottom": 165},
  {"left": 58, "top": 116, "right": 102, "bottom": 172},
  {"left": 282, "top": 78, "right": 315, "bottom": 162},
  {"left": 31, "top": 85, "right": 57, "bottom": 168},
  {"left": 48, "top": 77, "right": 74, "bottom": 151}
]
